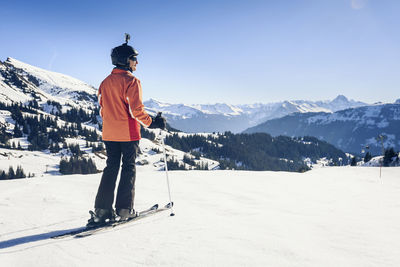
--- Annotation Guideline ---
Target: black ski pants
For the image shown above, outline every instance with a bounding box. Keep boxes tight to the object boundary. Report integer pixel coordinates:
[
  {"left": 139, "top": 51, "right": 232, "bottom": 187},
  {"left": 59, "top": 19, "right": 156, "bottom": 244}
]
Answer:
[{"left": 95, "top": 141, "right": 139, "bottom": 211}]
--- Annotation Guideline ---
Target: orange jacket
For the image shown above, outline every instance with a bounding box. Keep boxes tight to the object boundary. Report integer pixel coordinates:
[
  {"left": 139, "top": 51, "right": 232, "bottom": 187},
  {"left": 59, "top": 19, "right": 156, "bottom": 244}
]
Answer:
[{"left": 98, "top": 68, "right": 152, "bottom": 141}]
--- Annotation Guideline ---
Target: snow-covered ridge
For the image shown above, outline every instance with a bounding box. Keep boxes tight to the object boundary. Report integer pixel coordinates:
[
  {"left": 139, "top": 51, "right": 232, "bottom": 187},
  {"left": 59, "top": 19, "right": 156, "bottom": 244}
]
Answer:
[
  {"left": 306, "top": 104, "right": 400, "bottom": 127},
  {"left": 5, "top": 57, "right": 96, "bottom": 96},
  {"left": 145, "top": 95, "right": 367, "bottom": 118},
  {"left": 0, "top": 57, "right": 97, "bottom": 109}
]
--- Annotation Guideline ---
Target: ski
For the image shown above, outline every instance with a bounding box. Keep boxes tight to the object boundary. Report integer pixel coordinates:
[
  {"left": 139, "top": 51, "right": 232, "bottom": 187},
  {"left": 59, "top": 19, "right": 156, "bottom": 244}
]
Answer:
[
  {"left": 74, "top": 202, "right": 173, "bottom": 238},
  {"left": 51, "top": 203, "right": 167, "bottom": 239}
]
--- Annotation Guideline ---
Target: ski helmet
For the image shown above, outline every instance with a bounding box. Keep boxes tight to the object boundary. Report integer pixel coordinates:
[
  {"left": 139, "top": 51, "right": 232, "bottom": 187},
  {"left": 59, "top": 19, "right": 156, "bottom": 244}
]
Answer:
[{"left": 111, "top": 33, "right": 138, "bottom": 67}]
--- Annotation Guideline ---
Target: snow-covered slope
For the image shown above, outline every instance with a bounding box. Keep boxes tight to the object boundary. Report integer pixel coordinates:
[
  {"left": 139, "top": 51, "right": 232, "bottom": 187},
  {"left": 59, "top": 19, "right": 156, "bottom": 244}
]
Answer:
[
  {"left": 0, "top": 57, "right": 97, "bottom": 108},
  {"left": 144, "top": 95, "right": 368, "bottom": 133},
  {"left": 0, "top": 167, "right": 399, "bottom": 266}
]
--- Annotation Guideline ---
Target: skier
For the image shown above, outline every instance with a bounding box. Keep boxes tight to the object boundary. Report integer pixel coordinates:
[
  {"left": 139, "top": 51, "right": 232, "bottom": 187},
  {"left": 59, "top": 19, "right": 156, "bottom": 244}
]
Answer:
[{"left": 87, "top": 35, "right": 166, "bottom": 227}]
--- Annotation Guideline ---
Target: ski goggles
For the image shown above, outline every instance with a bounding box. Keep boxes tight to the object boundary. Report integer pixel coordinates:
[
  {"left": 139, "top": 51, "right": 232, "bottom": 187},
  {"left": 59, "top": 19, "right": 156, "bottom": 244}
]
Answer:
[{"left": 129, "top": 55, "right": 138, "bottom": 62}]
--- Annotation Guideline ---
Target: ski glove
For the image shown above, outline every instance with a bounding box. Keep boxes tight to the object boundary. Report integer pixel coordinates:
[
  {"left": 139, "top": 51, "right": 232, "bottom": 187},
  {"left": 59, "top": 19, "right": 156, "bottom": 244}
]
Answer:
[{"left": 149, "top": 112, "right": 167, "bottom": 130}]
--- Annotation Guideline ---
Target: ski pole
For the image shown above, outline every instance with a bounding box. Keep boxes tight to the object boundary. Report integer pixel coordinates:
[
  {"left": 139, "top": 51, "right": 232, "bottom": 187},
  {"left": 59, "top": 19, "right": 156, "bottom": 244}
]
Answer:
[{"left": 160, "top": 131, "right": 175, "bottom": 216}]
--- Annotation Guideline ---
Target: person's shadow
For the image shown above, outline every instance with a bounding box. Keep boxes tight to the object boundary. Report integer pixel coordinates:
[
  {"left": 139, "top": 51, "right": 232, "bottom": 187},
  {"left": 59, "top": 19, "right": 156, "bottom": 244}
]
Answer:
[{"left": 0, "top": 227, "right": 84, "bottom": 249}]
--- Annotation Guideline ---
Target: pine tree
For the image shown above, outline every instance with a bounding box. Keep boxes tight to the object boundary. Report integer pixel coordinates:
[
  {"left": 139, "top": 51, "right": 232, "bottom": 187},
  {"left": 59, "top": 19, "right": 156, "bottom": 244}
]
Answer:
[
  {"left": 54, "top": 142, "right": 60, "bottom": 153},
  {"left": 22, "top": 121, "right": 29, "bottom": 135},
  {"left": 15, "top": 165, "right": 26, "bottom": 179},
  {"left": 59, "top": 158, "right": 69, "bottom": 174},
  {"left": 59, "top": 156, "right": 98, "bottom": 175},
  {"left": 350, "top": 157, "right": 357, "bottom": 166},
  {"left": 13, "top": 123, "right": 23, "bottom": 138},
  {"left": 8, "top": 166, "right": 15, "bottom": 179},
  {"left": 383, "top": 148, "right": 397, "bottom": 167}
]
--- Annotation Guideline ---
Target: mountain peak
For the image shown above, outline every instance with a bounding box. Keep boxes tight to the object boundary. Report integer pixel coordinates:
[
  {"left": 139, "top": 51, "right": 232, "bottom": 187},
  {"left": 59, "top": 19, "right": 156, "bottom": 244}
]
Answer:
[
  {"left": 332, "top": 95, "right": 349, "bottom": 103},
  {"left": 146, "top": 98, "right": 162, "bottom": 104},
  {"left": 6, "top": 57, "right": 20, "bottom": 64},
  {"left": 145, "top": 98, "right": 171, "bottom": 108},
  {"left": 5, "top": 57, "right": 39, "bottom": 71}
]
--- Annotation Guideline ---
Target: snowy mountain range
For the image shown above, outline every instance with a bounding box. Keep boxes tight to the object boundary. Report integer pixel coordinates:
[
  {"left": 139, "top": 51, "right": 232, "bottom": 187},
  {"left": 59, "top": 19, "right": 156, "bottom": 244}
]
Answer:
[
  {"left": 244, "top": 103, "right": 400, "bottom": 155},
  {"left": 1, "top": 57, "right": 372, "bottom": 134},
  {"left": 2, "top": 57, "right": 398, "bottom": 157},
  {"left": 144, "top": 95, "right": 368, "bottom": 133}
]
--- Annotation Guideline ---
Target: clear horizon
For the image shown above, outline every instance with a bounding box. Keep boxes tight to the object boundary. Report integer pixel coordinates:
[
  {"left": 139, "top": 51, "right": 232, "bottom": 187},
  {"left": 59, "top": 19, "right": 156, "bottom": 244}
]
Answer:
[{"left": 1, "top": 0, "right": 399, "bottom": 105}]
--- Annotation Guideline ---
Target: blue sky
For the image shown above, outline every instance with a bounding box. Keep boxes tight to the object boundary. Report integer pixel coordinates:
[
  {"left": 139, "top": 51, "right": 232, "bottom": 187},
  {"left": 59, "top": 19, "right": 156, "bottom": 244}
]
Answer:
[{"left": 1, "top": 0, "right": 399, "bottom": 104}]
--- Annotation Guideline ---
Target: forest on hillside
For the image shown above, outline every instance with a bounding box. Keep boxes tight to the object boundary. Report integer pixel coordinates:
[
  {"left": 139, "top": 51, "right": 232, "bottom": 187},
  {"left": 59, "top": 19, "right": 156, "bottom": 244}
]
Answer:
[{"left": 165, "top": 132, "right": 348, "bottom": 172}]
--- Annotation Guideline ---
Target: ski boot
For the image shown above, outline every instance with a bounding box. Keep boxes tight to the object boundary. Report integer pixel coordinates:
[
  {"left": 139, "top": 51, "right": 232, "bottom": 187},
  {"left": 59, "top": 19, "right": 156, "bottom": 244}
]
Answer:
[
  {"left": 87, "top": 208, "right": 116, "bottom": 227},
  {"left": 116, "top": 208, "right": 137, "bottom": 221}
]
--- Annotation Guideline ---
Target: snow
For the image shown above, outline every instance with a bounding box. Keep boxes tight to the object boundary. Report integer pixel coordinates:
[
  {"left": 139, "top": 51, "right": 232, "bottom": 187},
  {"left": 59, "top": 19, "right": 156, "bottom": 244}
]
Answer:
[
  {"left": 0, "top": 148, "right": 61, "bottom": 176},
  {"left": 1, "top": 167, "right": 399, "bottom": 266},
  {"left": 195, "top": 103, "right": 243, "bottom": 116},
  {"left": 0, "top": 110, "right": 15, "bottom": 129},
  {"left": 360, "top": 156, "right": 383, "bottom": 167},
  {"left": 7, "top": 137, "right": 30, "bottom": 150},
  {"left": 0, "top": 79, "right": 32, "bottom": 104},
  {"left": 376, "top": 120, "right": 389, "bottom": 128}
]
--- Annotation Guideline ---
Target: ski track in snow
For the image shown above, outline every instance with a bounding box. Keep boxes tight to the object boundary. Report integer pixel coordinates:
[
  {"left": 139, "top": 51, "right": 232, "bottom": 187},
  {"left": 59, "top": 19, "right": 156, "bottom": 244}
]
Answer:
[{"left": 0, "top": 167, "right": 399, "bottom": 266}]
